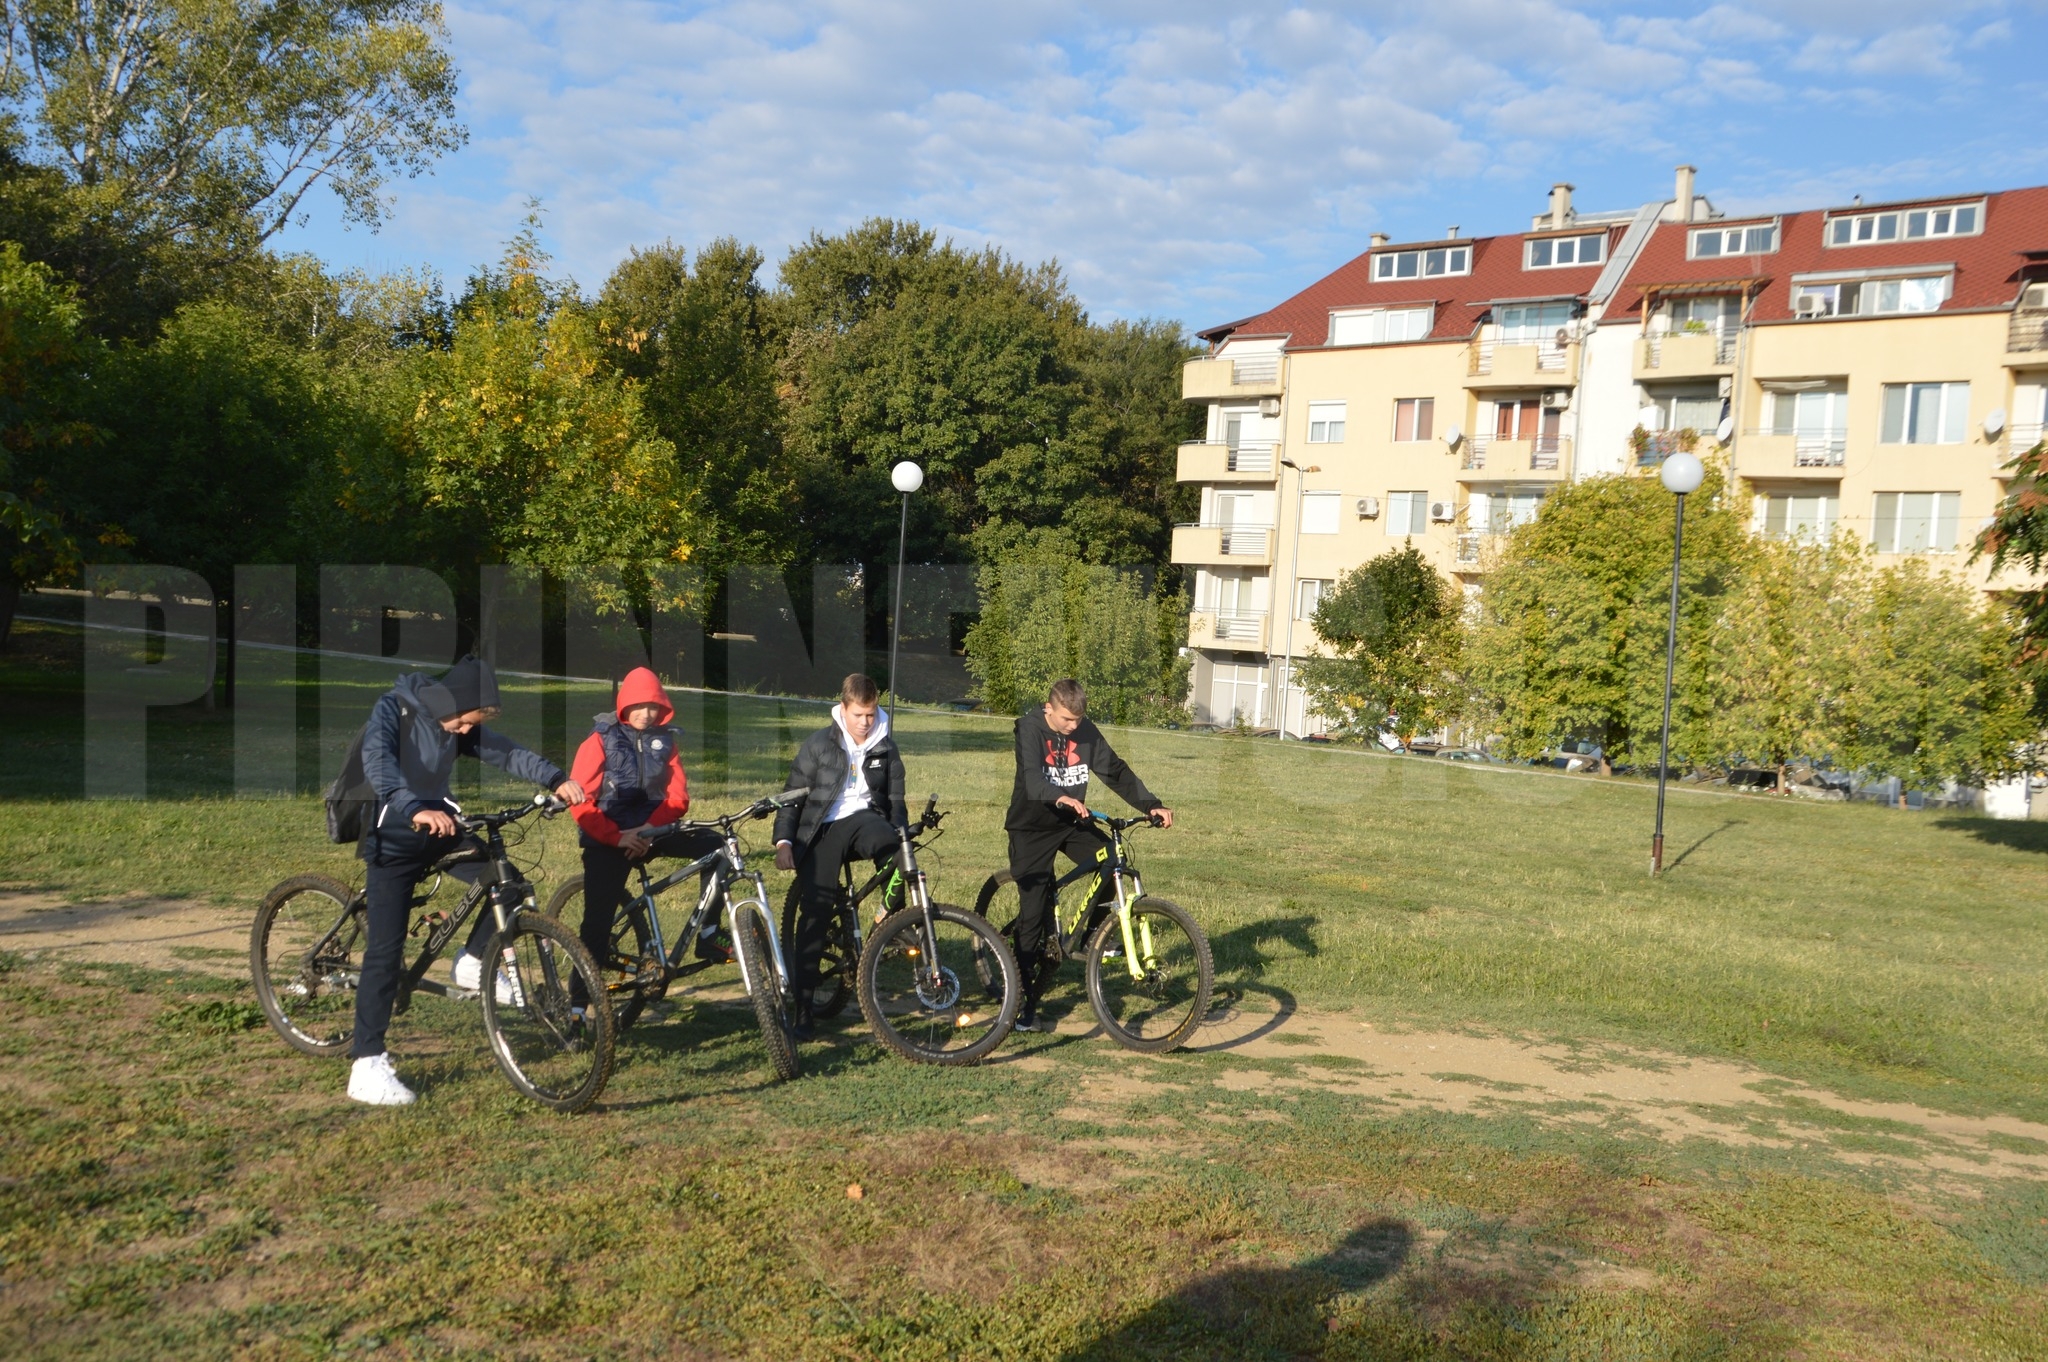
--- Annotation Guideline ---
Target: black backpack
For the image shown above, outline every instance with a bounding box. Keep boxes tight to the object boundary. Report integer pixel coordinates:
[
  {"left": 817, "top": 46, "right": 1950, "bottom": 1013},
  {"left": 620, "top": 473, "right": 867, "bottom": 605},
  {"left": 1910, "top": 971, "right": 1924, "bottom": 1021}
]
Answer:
[{"left": 323, "top": 701, "right": 410, "bottom": 843}]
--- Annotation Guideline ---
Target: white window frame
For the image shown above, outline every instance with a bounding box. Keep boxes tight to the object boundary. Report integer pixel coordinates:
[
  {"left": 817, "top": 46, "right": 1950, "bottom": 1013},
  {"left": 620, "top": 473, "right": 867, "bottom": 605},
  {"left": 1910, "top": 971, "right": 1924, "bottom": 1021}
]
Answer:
[
  {"left": 1756, "top": 492, "right": 1840, "bottom": 541},
  {"left": 1792, "top": 272, "right": 1951, "bottom": 319},
  {"left": 1880, "top": 382, "right": 1969, "bottom": 445},
  {"left": 1688, "top": 221, "right": 1779, "bottom": 259},
  {"left": 1495, "top": 301, "right": 1574, "bottom": 343},
  {"left": 1329, "top": 305, "right": 1434, "bottom": 344},
  {"left": 1300, "top": 491, "right": 1341, "bottom": 535},
  {"left": 1372, "top": 245, "right": 1471, "bottom": 281},
  {"left": 1523, "top": 233, "right": 1607, "bottom": 270},
  {"left": 1826, "top": 200, "right": 1984, "bottom": 247},
  {"left": 1392, "top": 397, "right": 1435, "bottom": 443},
  {"left": 1870, "top": 491, "right": 1961, "bottom": 554},
  {"left": 1296, "top": 577, "right": 1333, "bottom": 620},
  {"left": 1305, "top": 401, "right": 1346, "bottom": 443},
  {"left": 1386, "top": 490, "right": 1429, "bottom": 536}
]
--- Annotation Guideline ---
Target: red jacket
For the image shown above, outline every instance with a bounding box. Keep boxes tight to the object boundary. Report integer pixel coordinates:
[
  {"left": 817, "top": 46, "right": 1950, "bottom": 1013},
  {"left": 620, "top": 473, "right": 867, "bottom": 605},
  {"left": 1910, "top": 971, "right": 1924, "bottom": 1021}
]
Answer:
[{"left": 570, "top": 667, "right": 689, "bottom": 846}]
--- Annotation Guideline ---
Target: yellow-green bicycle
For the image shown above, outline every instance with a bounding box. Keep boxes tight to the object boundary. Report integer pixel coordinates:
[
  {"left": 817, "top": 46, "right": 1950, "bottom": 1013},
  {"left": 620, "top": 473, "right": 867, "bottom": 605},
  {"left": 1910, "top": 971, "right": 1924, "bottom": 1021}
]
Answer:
[{"left": 972, "top": 812, "right": 1212, "bottom": 1053}]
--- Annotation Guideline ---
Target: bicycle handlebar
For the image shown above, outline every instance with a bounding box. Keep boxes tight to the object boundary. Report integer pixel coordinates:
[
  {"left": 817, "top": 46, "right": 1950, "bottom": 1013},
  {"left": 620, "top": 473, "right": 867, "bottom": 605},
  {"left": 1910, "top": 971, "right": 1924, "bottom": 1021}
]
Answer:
[
  {"left": 679, "top": 785, "right": 811, "bottom": 833},
  {"left": 1090, "top": 810, "right": 1164, "bottom": 832},
  {"left": 456, "top": 791, "right": 565, "bottom": 833}
]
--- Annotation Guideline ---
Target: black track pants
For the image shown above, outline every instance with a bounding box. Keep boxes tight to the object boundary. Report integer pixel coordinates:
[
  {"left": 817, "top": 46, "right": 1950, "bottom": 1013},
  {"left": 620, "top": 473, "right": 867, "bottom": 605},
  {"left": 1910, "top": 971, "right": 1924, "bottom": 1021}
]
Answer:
[{"left": 1006, "top": 821, "right": 1112, "bottom": 998}]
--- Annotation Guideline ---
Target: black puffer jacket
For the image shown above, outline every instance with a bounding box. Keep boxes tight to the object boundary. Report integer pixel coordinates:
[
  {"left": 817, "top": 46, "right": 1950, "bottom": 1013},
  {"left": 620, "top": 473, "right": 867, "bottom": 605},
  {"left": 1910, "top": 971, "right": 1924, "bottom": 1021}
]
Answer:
[{"left": 773, "top": 710, "right": 907, "bottom": 848}]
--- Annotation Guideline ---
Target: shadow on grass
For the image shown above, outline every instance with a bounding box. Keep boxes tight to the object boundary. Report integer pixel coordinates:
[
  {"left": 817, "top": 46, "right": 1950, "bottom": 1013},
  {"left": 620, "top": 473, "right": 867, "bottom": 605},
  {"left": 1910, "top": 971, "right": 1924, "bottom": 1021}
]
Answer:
[
  {"left": 1935, "top": 816, "right": 2048, "bottom": 855},
  {"left": 1666, "top": 818, "right": 1746, "bottom": 870},
  {"left": 1059, "top": 1219, "right": 1415, "bottom": 1361}
]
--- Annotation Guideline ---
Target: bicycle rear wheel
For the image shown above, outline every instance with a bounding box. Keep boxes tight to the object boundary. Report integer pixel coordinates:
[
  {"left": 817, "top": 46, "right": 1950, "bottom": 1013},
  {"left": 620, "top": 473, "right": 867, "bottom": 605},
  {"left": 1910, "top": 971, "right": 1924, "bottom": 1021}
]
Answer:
[
  {"left": 480, "top": 915, "right": 616, "bottom": 1112},
  {"left": 733, "top": 902, "right": 800, "bottom": 1081},
  {"left": 251, "top": 875, "right": 363, "bottom": 1057},
  {"left": 859, "top": 903, "right": 1021, "bottom": 1066},
  {"left": 1083, "top": 896, "right": 1213, "bottom": 1054},
  {"left": 780, "top": 882, "right": 854, "bottom": 1019}
]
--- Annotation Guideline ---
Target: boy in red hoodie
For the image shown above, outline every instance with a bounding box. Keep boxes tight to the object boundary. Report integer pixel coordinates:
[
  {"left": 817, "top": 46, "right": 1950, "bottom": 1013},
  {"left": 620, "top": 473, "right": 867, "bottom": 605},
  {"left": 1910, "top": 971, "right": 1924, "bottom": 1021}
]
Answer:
[{"left": 568, "top": 668, "right": 724, "bottom": 990}]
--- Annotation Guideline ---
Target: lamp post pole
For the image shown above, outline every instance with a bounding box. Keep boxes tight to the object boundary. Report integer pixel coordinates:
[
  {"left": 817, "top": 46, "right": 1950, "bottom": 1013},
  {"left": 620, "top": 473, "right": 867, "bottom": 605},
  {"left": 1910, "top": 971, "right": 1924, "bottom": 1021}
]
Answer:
[
  {"left": 887, "top": 462, "right": 924, "bottom": 729},
  {"left": 1652, "top": 451, "right": 1705, "bottom": 875},
  {"left": 1277, "top": 458, "right": 1319, "bottom": 741}
]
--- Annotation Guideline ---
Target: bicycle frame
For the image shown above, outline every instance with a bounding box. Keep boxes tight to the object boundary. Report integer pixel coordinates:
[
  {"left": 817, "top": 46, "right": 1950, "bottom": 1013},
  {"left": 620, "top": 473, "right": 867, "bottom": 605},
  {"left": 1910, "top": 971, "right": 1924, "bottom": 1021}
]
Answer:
[
  {"left": 1047, "top": 817, "right": 1157, "bottom": 983},
  {"left": 621, "top": 816, "right": 793, "bottom": 1000},
  {"left": 394, "top": 798, "right": 558, "bottom": 1009}
]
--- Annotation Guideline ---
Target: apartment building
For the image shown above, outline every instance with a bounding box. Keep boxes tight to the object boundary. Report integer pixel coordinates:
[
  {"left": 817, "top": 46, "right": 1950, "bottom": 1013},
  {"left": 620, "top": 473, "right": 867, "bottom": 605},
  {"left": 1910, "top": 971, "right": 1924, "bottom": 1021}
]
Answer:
[{"left": 1178, "top": 169, "right": 2048, "bottom": 733}]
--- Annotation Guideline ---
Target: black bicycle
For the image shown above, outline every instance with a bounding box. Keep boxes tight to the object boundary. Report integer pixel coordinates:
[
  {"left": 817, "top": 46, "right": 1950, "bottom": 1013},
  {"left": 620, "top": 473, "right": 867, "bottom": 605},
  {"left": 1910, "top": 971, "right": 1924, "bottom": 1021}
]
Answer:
[
  {"left": 973, "top": 812, "right": 1212, "bottom": 1054},
  {"left": 542, "top": 787, "right": 809, "bottom": 1082},
  {"left": 775, "top": 802, "right": 927, "bottom": 1019},
  {"left": 251, "top": 794, "right": 617, "bottom": 1112},
  {"left": 854, "top": 796, "right": 1023, "bottom": 1066}
]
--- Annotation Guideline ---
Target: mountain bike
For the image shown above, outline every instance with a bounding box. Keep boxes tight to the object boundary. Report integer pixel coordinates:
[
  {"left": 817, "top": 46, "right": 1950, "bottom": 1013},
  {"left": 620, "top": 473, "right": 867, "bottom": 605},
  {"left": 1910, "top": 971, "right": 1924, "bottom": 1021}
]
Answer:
[
  {"left": 854, "top": 796, "right": 1022, "bottom": 1065},
  {"left": 973, "top": 812, "right": 1212, "bottom": 1054},
  {"left": 774, "top": 797, "right": 930, "bottom": 1019},
  {"left": 250, "top": 794, "right": 617, "bottom": 1113},
  {"left": 540, "top": 787, "right": 810, "bottom": 1082}
]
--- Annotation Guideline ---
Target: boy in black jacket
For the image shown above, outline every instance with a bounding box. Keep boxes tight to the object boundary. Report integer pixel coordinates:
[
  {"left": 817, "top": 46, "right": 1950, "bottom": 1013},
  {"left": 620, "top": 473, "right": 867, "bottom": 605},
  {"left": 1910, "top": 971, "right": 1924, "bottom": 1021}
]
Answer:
[
  {"left": 1006, "top": 678, "right": 1173, "bottom": 1032},
  {"left": 773, "top": 673, "right": 907, "bottom": 1038}
]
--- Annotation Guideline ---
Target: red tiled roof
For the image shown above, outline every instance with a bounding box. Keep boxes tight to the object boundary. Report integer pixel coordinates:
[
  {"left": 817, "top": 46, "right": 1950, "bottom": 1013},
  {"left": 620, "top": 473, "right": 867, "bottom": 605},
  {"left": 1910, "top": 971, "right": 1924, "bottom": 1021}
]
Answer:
[
  {"left": 1609, "top": 186, "right": 2048, "bottom": 323},
  {"left": 1200, "top": 225, "right": 1622, "bottom": 349}
]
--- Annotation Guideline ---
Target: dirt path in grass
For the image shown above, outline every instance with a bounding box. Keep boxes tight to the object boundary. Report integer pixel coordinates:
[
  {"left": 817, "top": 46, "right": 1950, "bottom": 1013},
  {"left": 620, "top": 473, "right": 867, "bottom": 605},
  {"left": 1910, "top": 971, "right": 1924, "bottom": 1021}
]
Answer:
[{"left": 8, "top": 888, "right": 2046, "bottom": 1185}]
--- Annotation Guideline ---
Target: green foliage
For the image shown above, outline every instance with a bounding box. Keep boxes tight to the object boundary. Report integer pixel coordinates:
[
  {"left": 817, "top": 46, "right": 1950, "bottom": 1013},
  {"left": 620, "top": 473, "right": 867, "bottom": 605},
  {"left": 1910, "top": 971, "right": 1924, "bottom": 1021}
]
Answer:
[
  {"left": 1298, "top": 545, "right": 1464, "bottom": 741},
  {"left": 0, "top": 240, "right": 100, "bottom": 590},
  {"left": 964, "top": 553, "right": 1188, "bottom": 725},
  {"left": 402, "top": 230, "right": 696, "bottom": 608},
  {"left": 1976, "top": 437, "right": 2048, "bottom": 728},
  {"left": 1468, "top": 469, "right": 1744, "bottom": 766}
]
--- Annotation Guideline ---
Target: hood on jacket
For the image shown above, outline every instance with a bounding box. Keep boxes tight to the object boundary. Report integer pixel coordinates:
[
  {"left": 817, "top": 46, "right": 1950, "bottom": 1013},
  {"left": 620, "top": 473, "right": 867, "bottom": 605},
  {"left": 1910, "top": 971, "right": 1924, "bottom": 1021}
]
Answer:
[
  {"left": 614, "top": 666, "right": 674, "bottom": 724},
  {"left": 394, "top": 670, "right": 460, "bottom": 722},
  {"left": 831, "top": 701, "right": 890, "bottom": 755}
]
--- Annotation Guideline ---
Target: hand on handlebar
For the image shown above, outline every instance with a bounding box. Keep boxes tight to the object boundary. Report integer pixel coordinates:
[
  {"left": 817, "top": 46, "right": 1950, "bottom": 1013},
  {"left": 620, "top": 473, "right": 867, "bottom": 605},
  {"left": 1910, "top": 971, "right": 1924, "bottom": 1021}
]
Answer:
[
  {"left": 1055, "top": 795, "right": 1091, "bottom": 820},
  {"left": 554, "top": 779, "right": 587, "bottom": 806},
  {"left": 412, "top": 808, "right": 458, "bottom": 838},
  {"left": 1149, "top": 807, "right": 1174, "bottom": 829}
]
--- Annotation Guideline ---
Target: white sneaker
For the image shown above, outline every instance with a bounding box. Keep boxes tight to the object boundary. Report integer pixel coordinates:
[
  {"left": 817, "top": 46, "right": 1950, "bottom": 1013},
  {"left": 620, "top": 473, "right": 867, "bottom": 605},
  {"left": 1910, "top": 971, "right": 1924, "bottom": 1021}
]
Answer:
[
  {"left": 347, "top": 1053, "right": 416, "bottom": 1106},
  {"left": 453, "top": 951, "right": 523, "bottom": 1007}
]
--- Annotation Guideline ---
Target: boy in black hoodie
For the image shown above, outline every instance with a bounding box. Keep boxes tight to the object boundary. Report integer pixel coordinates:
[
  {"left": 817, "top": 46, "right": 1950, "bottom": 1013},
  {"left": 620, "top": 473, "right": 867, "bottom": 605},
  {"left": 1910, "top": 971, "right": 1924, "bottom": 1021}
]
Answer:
[{"left": 1005, "top": 678, "right": 1172, "bottom": 1032}]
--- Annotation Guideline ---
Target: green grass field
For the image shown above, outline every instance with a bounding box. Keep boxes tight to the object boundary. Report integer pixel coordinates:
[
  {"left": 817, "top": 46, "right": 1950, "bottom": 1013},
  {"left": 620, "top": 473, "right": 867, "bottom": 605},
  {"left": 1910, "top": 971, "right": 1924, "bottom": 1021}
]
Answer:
[{"left": 3, "top": 618, "right": 2046, "bottom": 1359}]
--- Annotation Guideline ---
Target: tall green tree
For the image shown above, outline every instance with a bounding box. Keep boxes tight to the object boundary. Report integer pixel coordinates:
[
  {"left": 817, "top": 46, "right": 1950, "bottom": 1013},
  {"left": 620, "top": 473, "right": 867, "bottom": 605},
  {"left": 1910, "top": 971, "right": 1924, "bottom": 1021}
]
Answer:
[
  {"left": 1298, "top": 545, "right": 1463, "bottom": 741},
  {"left": 1467, "top": 469, "right": 1743, "bottom": 768}
]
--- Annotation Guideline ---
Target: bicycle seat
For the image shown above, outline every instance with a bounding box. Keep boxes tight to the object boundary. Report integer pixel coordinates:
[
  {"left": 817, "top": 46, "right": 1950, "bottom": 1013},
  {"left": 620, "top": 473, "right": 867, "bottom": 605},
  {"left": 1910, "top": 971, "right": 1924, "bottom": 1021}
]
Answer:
[{"left": 429, "top": 842, "right": 489, "bottom": 874}]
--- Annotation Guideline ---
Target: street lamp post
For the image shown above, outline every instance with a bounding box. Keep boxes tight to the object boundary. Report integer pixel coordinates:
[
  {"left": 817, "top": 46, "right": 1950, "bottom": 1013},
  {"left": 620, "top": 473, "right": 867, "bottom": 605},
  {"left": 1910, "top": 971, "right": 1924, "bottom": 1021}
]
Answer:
[
  {"left": 887, "top": 461, "right": 924, "bottom": 729},
  {"left": 1651, "top": 451, "right": 1705, "bottom": 875},
  {"left": 1276, "top": 458, "right": 1320, "bottom": 741}
]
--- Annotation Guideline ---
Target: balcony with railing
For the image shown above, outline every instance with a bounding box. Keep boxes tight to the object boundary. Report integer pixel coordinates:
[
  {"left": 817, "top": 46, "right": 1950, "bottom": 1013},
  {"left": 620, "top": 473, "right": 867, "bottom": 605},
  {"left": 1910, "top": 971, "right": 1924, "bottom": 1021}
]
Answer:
[
  {"left": 1999, "top": 423, "right": 2046, "bottom": 470},
  {"left": 1175, "top": 440, "right": 1279, "bottom": 484},
  {"left": 1739, "top": 429, "right": 1850, "bottom": 479},
  {"left": 1634, "top": 329, "right": 1737, "bottom": 380},
  {"left": 1465, "top": 337, "right": 1577, "bottom": 388},
  {"left": 2008, "top": 307, "right": 2048, "bottom": 357},
  {"left": 1187, "top": 608, "right": 1270, "bottom": 652},
  {"left": 1463, "top": 434, "right": 1571, "bottom": 480},
  {"left": 1455, "top": 532, "right": 1485, "bottom": 567},
  {"left": 1170, "top": 521, "right": 1276, "bottom": 566},
  {"left": 1182, "top": 354, "right": 1284, "bottom": 399}
]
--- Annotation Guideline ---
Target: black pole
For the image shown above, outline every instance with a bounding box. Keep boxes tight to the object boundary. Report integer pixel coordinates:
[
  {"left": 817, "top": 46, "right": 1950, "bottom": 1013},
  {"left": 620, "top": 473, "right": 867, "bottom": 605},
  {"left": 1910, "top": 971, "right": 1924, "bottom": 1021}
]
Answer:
[
  {"left": 887, "top": 492, "right": 910, "bottom": 729},
  {"left": 1652, "top": 491, "right": 1687, "bottom": 875}
]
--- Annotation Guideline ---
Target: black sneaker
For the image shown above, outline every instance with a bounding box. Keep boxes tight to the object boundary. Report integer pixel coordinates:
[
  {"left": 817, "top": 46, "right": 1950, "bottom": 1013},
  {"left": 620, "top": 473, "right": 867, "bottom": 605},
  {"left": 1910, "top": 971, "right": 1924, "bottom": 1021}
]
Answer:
[
  {"left": 790, "top": 1005, "right": 816, "bottom": 1041},
  {"left": 693, "top": 928, "right": 732, "bottom": 964}
]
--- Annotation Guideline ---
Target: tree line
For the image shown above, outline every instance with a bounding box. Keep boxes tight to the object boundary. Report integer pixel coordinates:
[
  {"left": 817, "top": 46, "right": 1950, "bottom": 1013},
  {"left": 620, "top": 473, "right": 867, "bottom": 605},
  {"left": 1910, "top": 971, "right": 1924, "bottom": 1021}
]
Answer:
[
  {"left": 0, "top": 4, "right": 1200, "bottom": 711},
  {"left": 1302, "top": 466, "right": 2048, "bottom": 791}
]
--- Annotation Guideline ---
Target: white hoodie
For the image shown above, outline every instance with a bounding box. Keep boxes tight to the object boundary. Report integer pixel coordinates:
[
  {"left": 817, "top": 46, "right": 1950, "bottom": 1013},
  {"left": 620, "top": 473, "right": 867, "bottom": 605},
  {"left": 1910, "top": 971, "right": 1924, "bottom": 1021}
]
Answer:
[{"left": 822, "top": 703, "right": 892, "bottom": 825}]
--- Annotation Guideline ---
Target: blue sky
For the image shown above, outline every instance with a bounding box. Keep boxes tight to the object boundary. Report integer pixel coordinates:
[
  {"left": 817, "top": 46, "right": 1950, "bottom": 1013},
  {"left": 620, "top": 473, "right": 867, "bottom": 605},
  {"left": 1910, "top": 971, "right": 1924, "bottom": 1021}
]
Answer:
[{"left": 277, "top": 0, "right": 2048, "bottom": 332}]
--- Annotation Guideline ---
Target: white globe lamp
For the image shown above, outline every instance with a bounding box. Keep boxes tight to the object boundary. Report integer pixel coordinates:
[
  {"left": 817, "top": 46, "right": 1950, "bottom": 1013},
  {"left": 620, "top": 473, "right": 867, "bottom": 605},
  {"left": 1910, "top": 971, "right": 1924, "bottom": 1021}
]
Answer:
[
  {"left": 891, "top": 461, "right": 925, "bottom": 494},
  {"left": 1659, "top": 451, "right": 1705, "bottom": 496}
]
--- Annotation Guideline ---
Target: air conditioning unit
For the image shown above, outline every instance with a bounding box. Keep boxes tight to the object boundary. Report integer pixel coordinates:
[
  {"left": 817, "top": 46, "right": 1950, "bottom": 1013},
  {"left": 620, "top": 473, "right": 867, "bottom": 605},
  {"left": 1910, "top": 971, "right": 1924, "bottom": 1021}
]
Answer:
[
  {"left": 1356, "top": 496, "right": 1380, "bottom": 519},
  {"left": 2024, "top": 283, "right": 2048, "bottom": 308},
  {"left": 1428, "top": 500, "right": 1458, "bottom": 523},
  {"left": 1542, "top": 390, "right": 1570, "bottom": 408},
  {"left": 1793, "top": 293, "right": 1830, "bottom": 319},
  {"left": 1258, "top": 397, "right": 1282, "bottom": 417}
]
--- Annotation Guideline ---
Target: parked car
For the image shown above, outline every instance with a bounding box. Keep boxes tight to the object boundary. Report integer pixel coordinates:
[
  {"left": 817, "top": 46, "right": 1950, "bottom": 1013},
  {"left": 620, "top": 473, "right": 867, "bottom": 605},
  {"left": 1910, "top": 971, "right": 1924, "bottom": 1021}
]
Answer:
[{"left": 1435, "top": 748, "right": 1498, "bottom": 764}]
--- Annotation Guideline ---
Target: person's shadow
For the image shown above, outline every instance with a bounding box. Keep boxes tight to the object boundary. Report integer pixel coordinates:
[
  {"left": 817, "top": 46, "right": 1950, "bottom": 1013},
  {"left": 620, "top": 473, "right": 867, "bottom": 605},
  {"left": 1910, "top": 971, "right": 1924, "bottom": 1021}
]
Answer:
[{"left": 1057, "top": 1218, "right": 1413, "bottom": 1360}]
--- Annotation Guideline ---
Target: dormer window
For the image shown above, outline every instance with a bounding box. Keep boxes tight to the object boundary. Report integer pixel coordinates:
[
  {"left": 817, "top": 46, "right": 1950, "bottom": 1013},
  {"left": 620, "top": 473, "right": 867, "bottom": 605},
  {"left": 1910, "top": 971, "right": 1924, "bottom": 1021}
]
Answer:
[
  {"left": 1373, "top": 245, "right": 1470, "bottom": 280},
  {"left": 1524, "top": 233, "right": 1606, "bottom": 269},
  {"left": 1690, "top": 222, "right": 1778, "bottom": 258},
  {"left": 1826, "top": 201, "right": 1982, "bottom": 246}
]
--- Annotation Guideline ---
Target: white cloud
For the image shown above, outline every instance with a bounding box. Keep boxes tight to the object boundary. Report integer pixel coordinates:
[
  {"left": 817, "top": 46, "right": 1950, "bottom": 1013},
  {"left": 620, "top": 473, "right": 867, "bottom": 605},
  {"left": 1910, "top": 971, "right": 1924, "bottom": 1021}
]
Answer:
[{"left": 278, "top": 0, "right": 2042, "bottom": 327}]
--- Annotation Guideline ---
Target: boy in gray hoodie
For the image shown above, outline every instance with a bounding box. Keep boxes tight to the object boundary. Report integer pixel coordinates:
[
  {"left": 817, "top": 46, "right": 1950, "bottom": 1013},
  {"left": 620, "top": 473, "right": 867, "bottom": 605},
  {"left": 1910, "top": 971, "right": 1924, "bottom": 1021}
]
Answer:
[{"left": 349, "top": 657, "right": 584, "bottom": 1106}]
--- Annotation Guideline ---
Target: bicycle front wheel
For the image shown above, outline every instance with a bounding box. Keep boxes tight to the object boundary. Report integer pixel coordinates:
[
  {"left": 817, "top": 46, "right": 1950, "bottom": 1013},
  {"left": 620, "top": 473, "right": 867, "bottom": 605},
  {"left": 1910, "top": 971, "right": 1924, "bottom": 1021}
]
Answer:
[
  {"left": 1084, "top": 896, "right": 1213, "bottom": 1054},
  {"left": 859, "top": 903, "right": 1021, "bottom": 1066},
  {"left": 251, "top": 875, "right": 363, "bottom": 1057},
  {"left": 480, "top": 916, "right": 616, "bottom": 1113},
  {"left": 733, "top": 903, "right": 800, "bottom": 1082}
]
